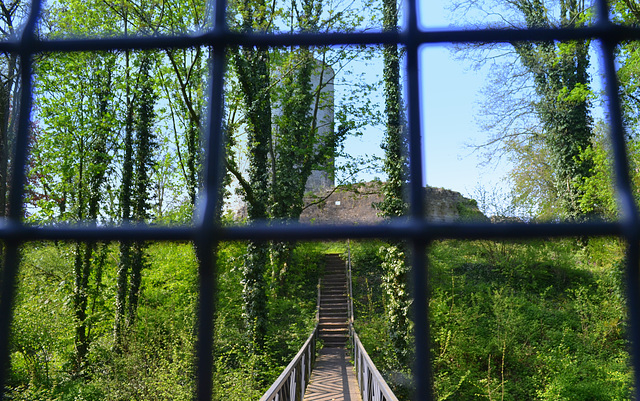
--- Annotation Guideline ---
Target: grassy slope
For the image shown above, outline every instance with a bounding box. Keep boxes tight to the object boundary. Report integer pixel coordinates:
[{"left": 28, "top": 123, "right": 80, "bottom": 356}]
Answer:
[
  {"left": 353, "top": 238, "right": 632, "bottom": 401},
  {"left": 9, "top": 241, "right": 325, "bottom": 400}
]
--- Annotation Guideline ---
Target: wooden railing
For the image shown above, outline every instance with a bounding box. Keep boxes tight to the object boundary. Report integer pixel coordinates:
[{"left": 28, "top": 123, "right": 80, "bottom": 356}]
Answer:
[
  {"left": 351, "top": 327, "right": 399, "bottom": 401},
  {"left": 258, "top": 323, "right": 318, "bottom": 401},
  {"left": 346, "top": 241, "right": 399, "bottom": 401},
  {"left": 259, "top": 280, "right": 320, "bottom": 401},
  {"left": 260, "top": 249, "right": 398, "bottom": 401}
]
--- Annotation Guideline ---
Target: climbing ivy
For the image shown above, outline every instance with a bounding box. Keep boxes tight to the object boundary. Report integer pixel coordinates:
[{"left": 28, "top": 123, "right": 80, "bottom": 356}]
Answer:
[{"left": 376, "top": 0, "right": 413, "bottom": 371}]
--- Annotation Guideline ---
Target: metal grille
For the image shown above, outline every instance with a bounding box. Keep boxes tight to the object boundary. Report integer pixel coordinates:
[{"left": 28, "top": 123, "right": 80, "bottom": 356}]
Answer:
[{"left": 1, "top": 0, "right": 640, "bottom": 400}]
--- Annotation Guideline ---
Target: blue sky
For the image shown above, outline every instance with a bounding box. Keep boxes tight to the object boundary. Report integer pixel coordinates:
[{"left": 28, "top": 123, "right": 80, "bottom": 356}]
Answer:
[
  {"left": 420, "top": 0, "right": 513, "bottom": 199},
  {"left": 421, "top": 45, "right": 511, "bottom": 199},
  {"left": 340, "top": 1, "right": 512, "bottom": 201}
]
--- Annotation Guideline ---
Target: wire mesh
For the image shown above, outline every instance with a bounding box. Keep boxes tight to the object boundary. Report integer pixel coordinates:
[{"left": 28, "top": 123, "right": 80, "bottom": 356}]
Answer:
[{"left": 0, "top": 0, "right": 639, "bottom": 399}]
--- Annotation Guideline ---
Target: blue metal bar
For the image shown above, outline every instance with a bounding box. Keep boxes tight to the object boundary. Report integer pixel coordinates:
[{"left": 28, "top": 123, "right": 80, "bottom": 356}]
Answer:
[
  {"left": 0, "top": 0, "right": 42, "bottom": 395},
  {"left": 0, "top": 0, "right": 637, "bottom": 399},
  {"left": 0, "top": 220, "right": 623, "bottom": 242},
  {"left": 2, "top": 25, "right": 640, "bottom": 55}
]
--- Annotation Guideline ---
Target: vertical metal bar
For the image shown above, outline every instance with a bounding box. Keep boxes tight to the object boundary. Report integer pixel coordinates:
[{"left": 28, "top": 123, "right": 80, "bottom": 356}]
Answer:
[
  {"left": 194, "top": 0, "right": 228, "bottom": 396},
  {"left": 402, "top": 0, "right": 431, "bottom": 396},
  {"left": 404, "top": 0, "right": 424, "bottom": 219},
  {"left": 194, "top": 57, "right": 225, "bottom": 400},
  {"left": 592, "top": 0, "right": 640, "bottom": 396},
  {"left": 598, "top": 35, "right": 640, "bottom": 401},
  {"left": 594, "top": 0, "right": 640, "bottom": 393},
  {"left": 0, "top": 0, "right": 41, "bottom": 397}
]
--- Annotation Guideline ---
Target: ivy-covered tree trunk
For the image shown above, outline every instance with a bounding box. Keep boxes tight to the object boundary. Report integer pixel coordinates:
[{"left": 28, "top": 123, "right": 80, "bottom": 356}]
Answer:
[
  {"left": 73, "top": 240, "right": 93, "bottom": 375},
  {"left": 512, "top": 0, "right": 592, "bottom": 218},
  {"left": 114, "top": 51, "right": 158, "bottom": 344},
  {"left": 114, "top": 120, "right": 133, "bottom": 348},
  {"left": 234, "top": 42, "right": 272, "bottom": 350},
  {"left": 268, "top": 0, "right": 334, "bottom": 290},
  {"left": 114, "top": 45, "right": 135, "bottom": 350},
  {"left": 73, "top": 56, "right": 114, "bottom": 373},
  {"left": 127, "top": 54, "right": 157, "bottom": 327},
  {"left": 270, "top": 48, "right": 315, "bottom": 293},
  {"left": 378, "top": 0, "right": 413, "bottom": 369}
]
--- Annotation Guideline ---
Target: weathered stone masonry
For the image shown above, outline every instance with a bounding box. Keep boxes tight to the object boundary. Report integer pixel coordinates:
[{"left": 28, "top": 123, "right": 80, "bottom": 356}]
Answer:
[{"left": 299, "top": 181, "right": 485, "bottom": 224}]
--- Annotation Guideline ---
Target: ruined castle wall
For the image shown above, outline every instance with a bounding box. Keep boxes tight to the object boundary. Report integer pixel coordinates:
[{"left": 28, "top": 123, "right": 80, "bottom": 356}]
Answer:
[{"left": 299, "top": 182, "right": 484, "bottom": 224}]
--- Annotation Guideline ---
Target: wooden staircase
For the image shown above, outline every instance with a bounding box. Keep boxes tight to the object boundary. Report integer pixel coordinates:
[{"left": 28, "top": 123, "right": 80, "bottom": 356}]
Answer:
[{"left": 319, "top": 253, "right": 349, "bottom": 348}]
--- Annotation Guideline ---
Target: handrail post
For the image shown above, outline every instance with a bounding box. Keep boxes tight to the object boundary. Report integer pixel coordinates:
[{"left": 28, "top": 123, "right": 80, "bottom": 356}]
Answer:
[
  {"left": 259, "top": 277, "right": 322, "bottom": 401},
  {"left": 316, "top": 277, "right": 322, "bottom": 322},
  {"left": 346, "top": 239, "right": 399, "bottom": 401},
  {"left": 347, "top": 239, "right": 354, "bottom": 324}
]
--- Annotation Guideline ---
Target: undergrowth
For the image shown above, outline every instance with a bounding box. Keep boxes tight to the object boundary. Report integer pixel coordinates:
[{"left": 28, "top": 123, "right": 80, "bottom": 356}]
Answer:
[{"left": 353, "top": 238, "right": 632, "bottom": 401}]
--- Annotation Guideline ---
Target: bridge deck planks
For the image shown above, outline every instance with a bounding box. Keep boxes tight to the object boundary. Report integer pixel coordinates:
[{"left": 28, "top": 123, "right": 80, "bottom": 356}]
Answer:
[{"left": 303, "top": 348, "right": 362, "bottom": 401}]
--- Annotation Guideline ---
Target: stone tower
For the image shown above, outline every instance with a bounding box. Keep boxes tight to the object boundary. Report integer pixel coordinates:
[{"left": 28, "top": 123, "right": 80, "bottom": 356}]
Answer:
[{"left": 303, "top": 60, "right": 335, "bottom": 192}]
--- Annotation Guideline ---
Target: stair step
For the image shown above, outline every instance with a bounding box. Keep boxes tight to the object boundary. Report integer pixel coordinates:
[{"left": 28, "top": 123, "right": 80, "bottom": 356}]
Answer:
[
  {"left": 319, "top": 254, "right": 352, "bottom": 349},
  {"left": 320, "top": 311, "right": 348, "bottom": 315},
  {"left": 321, "top": 306, "right": 347, "bottom": 312},
  {"left": 320, "top": 327, "right": 348, "bottom": 333},
  {"left": 320, "top": 317, "right": 347, "bottom": 323},
  {"left": 320, "top": 326, "right": 348, "bottom": 331},
  {"left": 322, "top": 300, "right": 347, "bottom": 305},
  {"left": 320, "top": 322, "right": 347, "bottom": 326},
  {"left": 322, "top": 293, "right": 348, "bottom": 302},
  {"left": 320, "top": 333, "right": 348, "bottom": 339}
]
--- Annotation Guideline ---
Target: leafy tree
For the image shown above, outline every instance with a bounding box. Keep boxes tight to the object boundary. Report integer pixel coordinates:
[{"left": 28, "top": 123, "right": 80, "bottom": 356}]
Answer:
[
  {"left": 375, "top": 0, "right": 413, "bottom": 371},
  {"left": 229, "top": 0, "right": 273, "bottom": 351},
  {"left": 575, "top": 123, "right": 640, "bottom": 219},
  {"left": 127, "top": 52, "right": 158, "bottom": 329},
  {"left": 227, "top": 0, "right": 365, "bottom": 349},
  {"left": 505, "top": 132, "right": 560, "bottom": 219},
  {"left": 32, "top": 47, "right": 119, "bottom": 373},
  {"left": 0, "top": 1, "right": 26, "bottom": 218},
  {"left": 456, "top": 0, "right": 594, "bottom": 219},
  {"left": 612, "top": 0, "right": 640, "bottom": 135}
]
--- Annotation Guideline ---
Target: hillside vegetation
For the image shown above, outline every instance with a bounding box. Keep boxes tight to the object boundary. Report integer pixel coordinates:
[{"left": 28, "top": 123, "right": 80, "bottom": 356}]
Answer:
[
  {"left": 8, "top": 241, "right": 325, "bottom": 400},
  {"left": 352, "top": 238, "right": 631, "bottom": 400}
]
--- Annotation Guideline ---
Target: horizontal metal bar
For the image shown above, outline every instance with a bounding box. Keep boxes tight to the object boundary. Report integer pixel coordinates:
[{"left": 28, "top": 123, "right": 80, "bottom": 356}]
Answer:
[
  {"left": 0, "top": 220, "right": 623, "bottom": 242},
  {"left": 0, "top": 23, "right": 639, "bottom": 55}
]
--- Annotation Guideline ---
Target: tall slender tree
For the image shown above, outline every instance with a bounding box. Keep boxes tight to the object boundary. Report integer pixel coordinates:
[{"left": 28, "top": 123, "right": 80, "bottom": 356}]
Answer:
[
  {"left": 33, "top": 48, "right": 119, "bottom": 373},
  {"left": 512, "top": 0, "right": 592, "bottom": 217},
  {"left": 230, "top": 0, "right": 273, "bottom": 349},
  {"left": 127, "top": 53, "right": 157, "bottom": 327},
  {"left": 377, "top": 0, "right": 413, "bottom": 369},
  {"left": 0, "top": 1, "right": 23, "bottom": 219},
  {"left": 456, "top": 0, "right": 593, "bottom": 218}
]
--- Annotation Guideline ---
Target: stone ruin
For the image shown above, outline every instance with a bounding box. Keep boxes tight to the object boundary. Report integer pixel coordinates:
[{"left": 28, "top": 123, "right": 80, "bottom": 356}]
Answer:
[{"left": 299, "top": 181, "right": 486, "bottom": 224}]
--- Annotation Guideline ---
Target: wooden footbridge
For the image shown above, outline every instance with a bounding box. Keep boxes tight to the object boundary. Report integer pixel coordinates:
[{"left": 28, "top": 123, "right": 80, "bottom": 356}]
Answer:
[{"left": 260, "top": 253, "right": 398, "bottom": 401}]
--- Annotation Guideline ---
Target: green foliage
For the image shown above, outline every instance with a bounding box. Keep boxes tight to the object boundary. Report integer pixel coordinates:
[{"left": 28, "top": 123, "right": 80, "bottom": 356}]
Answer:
[
  {"left": 516, "top": 33, "right": 593, "bottom": 219},
  {"left": 506, "top": 133, "right": 562, "bottom": 219},
  {"left": 431, "top": 239, "right": 630, "bottom": 401},
  {"left": 215, "top": 241, "right": 321, "bottom": 393},
  {"left": 456, "top": 198, "right": 489, "bottom": 222},
  {"left": 355, "top": 239, "right": 631, "bottom": 401},
  {"left": 611, "top": 0, "right": 640, "bottom": 135},
  {"left": 349, "top": 240, "right": 386, "bottom": 320},
  {"left": 9, "top": 240, "right": 322, "bottom": 399},
  {"left": 458, "top": 0, "right": 595, "bottom": 220},
  {"left": 576, "top": 126, "right": 640, "bottom": 219}
]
